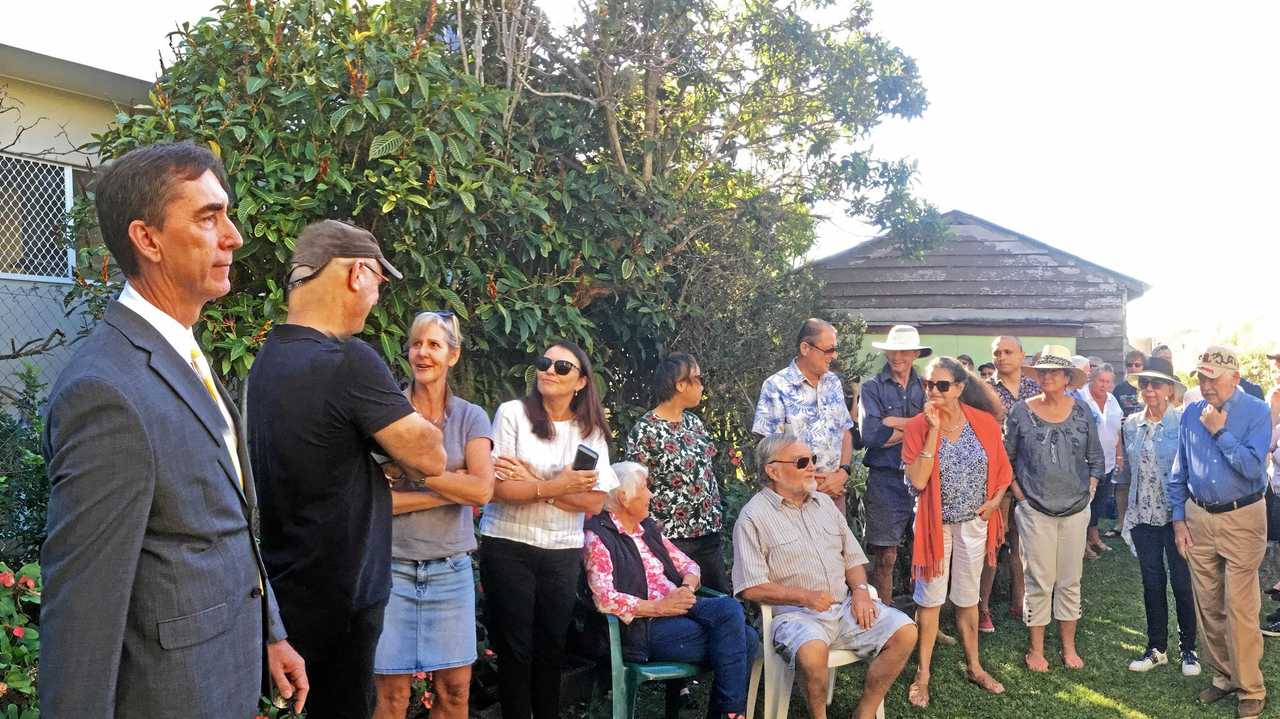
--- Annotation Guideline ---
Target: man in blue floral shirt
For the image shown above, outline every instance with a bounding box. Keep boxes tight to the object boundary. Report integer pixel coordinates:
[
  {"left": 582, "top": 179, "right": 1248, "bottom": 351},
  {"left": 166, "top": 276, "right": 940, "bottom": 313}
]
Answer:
[{"left": 752, "top": 318, "right": 855, "bottom": 513}]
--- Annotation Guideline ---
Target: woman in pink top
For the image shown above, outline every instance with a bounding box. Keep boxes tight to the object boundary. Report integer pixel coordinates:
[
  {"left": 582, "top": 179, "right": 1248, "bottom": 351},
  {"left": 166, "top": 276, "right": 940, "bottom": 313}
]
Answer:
[{"left": 584, "top": 463, "right": 757, "bottom": 719}]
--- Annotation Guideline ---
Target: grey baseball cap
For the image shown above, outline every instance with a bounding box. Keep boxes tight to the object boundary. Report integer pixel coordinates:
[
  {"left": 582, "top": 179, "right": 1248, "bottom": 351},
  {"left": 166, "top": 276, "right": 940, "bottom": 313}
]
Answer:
[{"left": 286, "top": 220, "right": 403, "bottom": 287}]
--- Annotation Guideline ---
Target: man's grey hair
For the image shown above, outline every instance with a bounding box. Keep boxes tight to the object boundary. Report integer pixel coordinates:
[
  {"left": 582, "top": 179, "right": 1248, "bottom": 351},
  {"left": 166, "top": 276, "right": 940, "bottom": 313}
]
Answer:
[
  {"left": 991, "top": 335, "right": 1023, "bottom": 351},
  {"left": 754, "top": 429, "right": 801, "bottom": 481},
  {"left": 1089, "top": 362, "right": 1116, "bottom": 383},
  {"left": 603, "top": 462, "right": 648, "bottom": 512}
]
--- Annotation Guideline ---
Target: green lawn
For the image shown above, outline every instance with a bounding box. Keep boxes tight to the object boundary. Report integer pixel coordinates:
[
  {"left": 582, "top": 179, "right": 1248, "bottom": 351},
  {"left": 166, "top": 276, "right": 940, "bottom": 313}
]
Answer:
[{"left": 604, "top": 532, "right": 1280, "bottom": 718}]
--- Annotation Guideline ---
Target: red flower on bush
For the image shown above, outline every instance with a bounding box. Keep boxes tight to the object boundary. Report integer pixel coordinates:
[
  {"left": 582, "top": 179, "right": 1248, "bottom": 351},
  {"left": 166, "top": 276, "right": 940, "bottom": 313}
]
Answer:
[
  {"left": 0, "top": 572, "right": 14, "bottom": 588},
  {"left": 421, "top": 691, "right": 435, "bottom": 709},
  {"left": 414, "top": 671, "right": 427, "bottom": 680},
  {"left": 18, "top": 576, "right": 35, "bottom": 590},
  {"left": 12, "top": 626, "right": 25, "bottom": 639}
]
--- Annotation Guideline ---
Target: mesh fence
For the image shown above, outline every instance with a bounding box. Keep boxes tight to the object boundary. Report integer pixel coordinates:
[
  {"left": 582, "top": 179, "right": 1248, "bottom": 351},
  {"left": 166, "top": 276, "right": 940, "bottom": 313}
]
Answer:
[
  {"left": 0, "top": 154, "right": 71, "bottom": 279},
  {"left": 0, "top": 280, "right": 80, "bottom": 403}
]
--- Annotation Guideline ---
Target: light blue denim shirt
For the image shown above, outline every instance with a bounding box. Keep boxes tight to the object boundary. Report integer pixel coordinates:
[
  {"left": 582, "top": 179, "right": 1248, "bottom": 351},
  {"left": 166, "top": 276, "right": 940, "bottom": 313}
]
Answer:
[
  {"left": 1121, "top": 405, "right": 1182, "bottom": 485},
  {"left": 1168, "top": 388, "right": 1273, "bottom": 521},
  {"left": 1120, "top": 405, "right": 1181, "bottom": 530}
]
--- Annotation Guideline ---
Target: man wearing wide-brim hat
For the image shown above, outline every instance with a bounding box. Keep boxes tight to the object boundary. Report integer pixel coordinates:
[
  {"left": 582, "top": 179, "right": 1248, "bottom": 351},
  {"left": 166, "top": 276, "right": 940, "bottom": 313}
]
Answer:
[
  {"left": 1167, "top": 345, "right": 1273, "bottom": 718},
  {"left": 858, "top": 324, "right": 931, "bottom": 602}
]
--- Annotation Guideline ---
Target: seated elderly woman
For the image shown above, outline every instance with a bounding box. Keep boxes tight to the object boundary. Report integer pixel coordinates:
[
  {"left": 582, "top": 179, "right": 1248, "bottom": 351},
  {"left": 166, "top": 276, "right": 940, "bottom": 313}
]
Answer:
[{"left": 584, "top": 463, "right": 758, "bottom": 719}]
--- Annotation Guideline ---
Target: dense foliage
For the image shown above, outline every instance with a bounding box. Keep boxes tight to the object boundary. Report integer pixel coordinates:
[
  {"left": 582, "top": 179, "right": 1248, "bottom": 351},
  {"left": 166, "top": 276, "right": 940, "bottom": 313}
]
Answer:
[{"left": 71, "top": 0, "right": 940, "bottom": 451}]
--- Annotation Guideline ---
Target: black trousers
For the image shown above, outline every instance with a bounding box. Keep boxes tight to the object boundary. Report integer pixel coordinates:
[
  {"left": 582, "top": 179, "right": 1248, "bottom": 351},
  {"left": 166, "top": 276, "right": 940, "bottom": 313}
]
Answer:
[
  {"left": 1131, "top": 522, "right": 1197, "bottom": 653},
  {"left": 671, "top": 532, "right": 730, "bottom": 594},
  {"left": 277, "top": 597, "right": 386, "bottom": 719},
  {"left": 478, "top": 536, "right": 582, "bottom": 719}
]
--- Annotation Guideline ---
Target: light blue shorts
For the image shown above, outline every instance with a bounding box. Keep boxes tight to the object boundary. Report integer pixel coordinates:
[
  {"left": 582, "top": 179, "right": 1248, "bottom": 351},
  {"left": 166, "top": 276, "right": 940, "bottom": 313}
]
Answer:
[
  {"left": 375, "top": 554, "right": 477, "bottom": 674},
  {"left": 771, "top": 594, "right": 914, "bottom": 668}
]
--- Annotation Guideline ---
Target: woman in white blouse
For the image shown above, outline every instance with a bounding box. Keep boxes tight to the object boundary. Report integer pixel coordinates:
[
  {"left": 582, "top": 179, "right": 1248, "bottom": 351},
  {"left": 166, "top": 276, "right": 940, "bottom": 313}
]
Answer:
[{"left": 478, "top": 340, "right": 619, "bottom": 719}]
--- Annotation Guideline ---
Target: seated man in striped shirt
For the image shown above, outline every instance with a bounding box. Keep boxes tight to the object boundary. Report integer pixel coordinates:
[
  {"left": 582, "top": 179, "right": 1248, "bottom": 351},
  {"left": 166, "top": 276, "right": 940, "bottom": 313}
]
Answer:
[{"left": 732, "top": 431, "right": 917, "bottom": 719}]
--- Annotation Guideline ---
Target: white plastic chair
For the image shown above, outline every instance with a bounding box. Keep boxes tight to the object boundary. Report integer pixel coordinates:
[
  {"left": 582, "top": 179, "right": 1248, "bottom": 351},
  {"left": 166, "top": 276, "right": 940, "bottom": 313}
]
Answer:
[{"left": 757, "top": 595, "right": 887, "bottom": 719}]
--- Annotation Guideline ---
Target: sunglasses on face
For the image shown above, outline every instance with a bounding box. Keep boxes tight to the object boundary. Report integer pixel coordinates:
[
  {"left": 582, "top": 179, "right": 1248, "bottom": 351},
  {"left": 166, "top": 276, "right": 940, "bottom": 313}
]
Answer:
[
  {"left": 1138, "top": 377, "right": 1170, "bottom": 389},
  {"left": 768, "top": 455, "right": 817, "bottom": 470},
  {"left": 804, "top": 341, "right": 838, "bottom": 356},
  {"left": 1126, "top": 362, "right": 1144, "bottom": 369},
  {"left": 533, "top": 356, "right": 581, "bottom": 376},
  {"left": 924, "top": 379, "right": 955, "bottom": 393}
]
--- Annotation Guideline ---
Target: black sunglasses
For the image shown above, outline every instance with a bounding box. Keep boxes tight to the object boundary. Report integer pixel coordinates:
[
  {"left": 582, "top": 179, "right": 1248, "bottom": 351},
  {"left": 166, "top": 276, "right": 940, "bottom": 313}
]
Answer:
[
  {"left": 804, "top": 341, "right": 838, "bottom": 356},
  {"left": 1138, "top": 377, "right": 1170, "bottom": 389},
  {"left": 768, "top": 454, "right": 817, "bottom": 470},
  {"left": 924, "top": 379, "right": 956, "bottom": 393},
  {"left": 534, "top": 356, "right": 581, "bottom": 376}
]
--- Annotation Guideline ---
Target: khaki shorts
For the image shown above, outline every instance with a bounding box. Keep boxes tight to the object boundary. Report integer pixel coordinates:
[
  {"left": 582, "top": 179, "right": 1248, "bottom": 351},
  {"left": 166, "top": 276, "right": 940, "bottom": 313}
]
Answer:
[
  {"left": 912, "top": 516, "right": 988, "bottom": 609},
  {"left": 771, "top": 593, "right": 914, "bottom": 668}
]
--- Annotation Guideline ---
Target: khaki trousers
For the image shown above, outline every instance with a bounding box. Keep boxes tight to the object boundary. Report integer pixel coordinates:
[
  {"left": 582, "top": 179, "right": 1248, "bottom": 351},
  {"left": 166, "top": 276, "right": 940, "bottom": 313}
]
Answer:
[
  {"left": 1183, "top": 498, "right": 1267, "bottom": 701},
  {"left": 1015, "top": 501, "right": 1089, "bottom": 627}
]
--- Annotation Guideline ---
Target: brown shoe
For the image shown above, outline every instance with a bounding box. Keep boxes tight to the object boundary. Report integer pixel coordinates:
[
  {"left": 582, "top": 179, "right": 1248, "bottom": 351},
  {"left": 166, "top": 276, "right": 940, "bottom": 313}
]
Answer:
[
  {"left": 1199, "top": 685, "right": 1237, "bottom": 704},
  {"left": 1236, "top": 698, "right": 1265, "bottom": 719}
]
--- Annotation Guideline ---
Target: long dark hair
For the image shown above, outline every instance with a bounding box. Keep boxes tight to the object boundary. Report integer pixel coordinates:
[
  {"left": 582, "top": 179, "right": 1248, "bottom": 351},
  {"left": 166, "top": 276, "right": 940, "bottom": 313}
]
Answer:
[
  {"left": 521, "top": 340, "right": 612, "bottom": 441},
  {"left": 928, "top": 356, "right": 1005, "bottom": 422}
]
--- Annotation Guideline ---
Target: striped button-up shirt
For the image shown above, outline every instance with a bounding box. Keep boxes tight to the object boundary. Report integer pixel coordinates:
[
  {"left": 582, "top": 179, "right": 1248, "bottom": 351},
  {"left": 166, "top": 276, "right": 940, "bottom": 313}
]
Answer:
[{"left": 731, "top": 487, "right": 867, "bottom": 604}]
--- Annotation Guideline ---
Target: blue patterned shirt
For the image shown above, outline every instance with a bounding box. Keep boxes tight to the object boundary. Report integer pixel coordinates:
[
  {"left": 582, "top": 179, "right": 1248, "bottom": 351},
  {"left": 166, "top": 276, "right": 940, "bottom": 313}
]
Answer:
[
  {"left": 752, "top": 360, "right": 853, "bottom": 472},
  {"left": 1168, "top": 389, "right": 1273, "bottom": 520}
]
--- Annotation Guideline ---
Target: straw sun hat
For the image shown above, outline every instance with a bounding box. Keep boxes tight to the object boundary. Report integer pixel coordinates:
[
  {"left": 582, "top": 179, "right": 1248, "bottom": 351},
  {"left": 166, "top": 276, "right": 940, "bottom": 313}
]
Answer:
[{"left": 1027, "top": 345, "right": 1088, "bottom": 389}]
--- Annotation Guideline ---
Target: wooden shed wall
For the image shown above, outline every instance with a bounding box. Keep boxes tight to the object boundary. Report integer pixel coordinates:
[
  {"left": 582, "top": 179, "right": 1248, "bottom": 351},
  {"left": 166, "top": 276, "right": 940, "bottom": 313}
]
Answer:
[{"left": 815, "top": 219, "right": 1132, "bottom": 365}]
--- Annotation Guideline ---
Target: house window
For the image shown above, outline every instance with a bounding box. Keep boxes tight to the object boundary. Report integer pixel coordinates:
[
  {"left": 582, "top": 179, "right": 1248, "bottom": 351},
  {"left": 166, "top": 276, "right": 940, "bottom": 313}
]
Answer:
[{"left": 0, "top": 153, "right": 75, "bottom": 282}]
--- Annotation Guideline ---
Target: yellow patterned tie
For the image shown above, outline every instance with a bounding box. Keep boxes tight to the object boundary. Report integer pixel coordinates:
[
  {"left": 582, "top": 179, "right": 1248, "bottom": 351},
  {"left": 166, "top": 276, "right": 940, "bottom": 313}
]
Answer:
[{"left": 190, "top": 348, "right": 264, "bottom": 592}]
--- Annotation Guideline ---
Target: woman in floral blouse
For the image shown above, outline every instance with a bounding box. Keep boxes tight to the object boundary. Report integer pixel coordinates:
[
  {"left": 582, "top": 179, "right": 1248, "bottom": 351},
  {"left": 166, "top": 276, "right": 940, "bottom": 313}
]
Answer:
[
  {"left": 584, "top": 463, "right": 757, "bottom": 719},
  {"left": 625, "top": 353, "right": 728, "bottom": 591}
]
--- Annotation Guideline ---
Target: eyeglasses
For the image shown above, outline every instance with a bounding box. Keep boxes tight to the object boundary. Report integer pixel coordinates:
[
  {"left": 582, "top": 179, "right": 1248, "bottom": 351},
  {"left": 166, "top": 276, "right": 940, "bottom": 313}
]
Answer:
[
  {"left": 534, "top": 356, "right": 581, "bottom": 376},
  {"left": 924, "top": 380, "right": 955, "bottom": 393},
  {"left": 768, "top": 454, "right": 816, "bottom": 470},
  {"left": 1126, "top": 362, "right": 1144, "bottom": 369},
  {"left": 358, "top": 261, "right": 390, "bottom": 284},
  {"left": 804, "top": 341, "right": 838, "bottom": 356},
  {"left": 1138, "top": 377, "right": 1170, "bottom": 389}
]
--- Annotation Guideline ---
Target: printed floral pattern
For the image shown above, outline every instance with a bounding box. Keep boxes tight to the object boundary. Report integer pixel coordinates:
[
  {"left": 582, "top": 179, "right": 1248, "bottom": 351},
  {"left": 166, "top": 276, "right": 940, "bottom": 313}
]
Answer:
[
  {"left": 989, "top": 375, "right": 1041, "bottom": 414},
  {"left": 583, "top": 517, "right": 700, "bottom": 623},
  {"left": 625, "top": 411, "right": 723, "bottom": 538},
  {"left": 752, "top": 360, "right": 854, "bottom": 472}
]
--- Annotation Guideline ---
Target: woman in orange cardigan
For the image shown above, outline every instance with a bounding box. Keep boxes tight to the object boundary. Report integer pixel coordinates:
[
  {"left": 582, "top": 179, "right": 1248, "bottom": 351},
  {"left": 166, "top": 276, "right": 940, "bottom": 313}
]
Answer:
[{"left": 901, "top": 356, "right": 1012, "bottom": 708}]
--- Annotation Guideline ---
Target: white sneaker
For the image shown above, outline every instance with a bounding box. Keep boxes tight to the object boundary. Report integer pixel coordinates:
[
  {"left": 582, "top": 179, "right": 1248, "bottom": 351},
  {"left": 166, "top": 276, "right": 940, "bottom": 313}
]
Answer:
[
  {"left": 1128, "top": 648, "right": 1168, "bottom": 672},
  {"left": 1181, "top": 649, "right": 1202, "bottom": 677}
]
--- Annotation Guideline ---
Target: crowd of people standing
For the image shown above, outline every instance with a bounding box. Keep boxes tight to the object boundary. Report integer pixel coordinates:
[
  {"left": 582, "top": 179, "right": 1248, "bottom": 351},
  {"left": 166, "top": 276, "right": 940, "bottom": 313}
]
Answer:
[{"left": 34, "top": 141, "right": 1280, "bottom": 719}]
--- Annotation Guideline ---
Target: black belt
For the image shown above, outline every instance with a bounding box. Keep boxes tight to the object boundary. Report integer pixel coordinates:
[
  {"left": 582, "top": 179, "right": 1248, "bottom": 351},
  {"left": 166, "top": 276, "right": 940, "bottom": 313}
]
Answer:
[{"left": 1190, "top": 490, "right": 1264, "bottom": 514}]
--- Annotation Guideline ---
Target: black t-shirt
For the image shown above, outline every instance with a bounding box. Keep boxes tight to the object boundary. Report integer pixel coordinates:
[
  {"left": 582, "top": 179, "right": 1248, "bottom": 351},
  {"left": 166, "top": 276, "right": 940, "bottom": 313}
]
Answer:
[{"left": 248, "top": 324, "right": 414, "bottom": 611}]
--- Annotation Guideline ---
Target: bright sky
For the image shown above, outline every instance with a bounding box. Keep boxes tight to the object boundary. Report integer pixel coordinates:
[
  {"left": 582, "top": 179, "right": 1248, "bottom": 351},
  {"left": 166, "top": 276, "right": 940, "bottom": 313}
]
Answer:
[{"left": 5, "top": 1, "right": 1277, "bottom": 347}]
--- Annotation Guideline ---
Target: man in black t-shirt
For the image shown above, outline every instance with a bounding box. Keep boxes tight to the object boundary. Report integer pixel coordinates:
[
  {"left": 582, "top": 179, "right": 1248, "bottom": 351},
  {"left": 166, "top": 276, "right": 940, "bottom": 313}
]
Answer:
[{"left": 249, "top": 220, "right": 446, "bottom": 719}]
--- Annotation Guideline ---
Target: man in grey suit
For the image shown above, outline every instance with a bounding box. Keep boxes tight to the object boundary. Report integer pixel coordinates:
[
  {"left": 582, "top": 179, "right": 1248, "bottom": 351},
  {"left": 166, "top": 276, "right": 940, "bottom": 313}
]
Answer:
[{"left": 40, "top": 142, "right": 308, "bottom": 717}]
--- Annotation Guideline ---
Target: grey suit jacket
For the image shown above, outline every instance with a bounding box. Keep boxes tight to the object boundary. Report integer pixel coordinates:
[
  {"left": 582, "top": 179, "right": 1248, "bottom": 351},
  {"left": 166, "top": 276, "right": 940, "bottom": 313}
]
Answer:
[{"left": 40, "top": 301, "right": 286, "bottom": 718}]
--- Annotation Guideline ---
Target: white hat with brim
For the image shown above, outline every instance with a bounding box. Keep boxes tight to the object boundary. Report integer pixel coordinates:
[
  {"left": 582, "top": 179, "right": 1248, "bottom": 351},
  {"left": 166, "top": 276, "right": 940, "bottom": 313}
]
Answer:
[
  {"left": 871, "top": 325, "right": 933, "bottom": 358},
  {"left": 1027, "top": 344, "right": 1088, "bottom": 389}
]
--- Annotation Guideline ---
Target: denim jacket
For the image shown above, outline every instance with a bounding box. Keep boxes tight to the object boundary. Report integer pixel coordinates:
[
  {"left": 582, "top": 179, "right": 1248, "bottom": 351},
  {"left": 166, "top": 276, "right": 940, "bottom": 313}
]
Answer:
[{"left": 1120, "top": 405, "right": 1182, "bottom": 486}]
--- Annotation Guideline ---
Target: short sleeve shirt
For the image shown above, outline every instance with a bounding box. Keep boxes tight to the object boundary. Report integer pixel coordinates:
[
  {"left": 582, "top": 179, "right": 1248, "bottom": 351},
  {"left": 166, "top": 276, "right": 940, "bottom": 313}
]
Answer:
[
  {"left": 390, "top": 395, "right": 493, "bottom": 560},
  {"left": 248, "top": 324, "right": 414, "bottom": 611},
  {"left": 752, "top": 361, "right": 853, "bottom": 472},
  {"left": 731, "top": 488, "right": 867, "bottom": 602},
  {"left": 624, "top": 411, "right": 722, "bottom": 539}
]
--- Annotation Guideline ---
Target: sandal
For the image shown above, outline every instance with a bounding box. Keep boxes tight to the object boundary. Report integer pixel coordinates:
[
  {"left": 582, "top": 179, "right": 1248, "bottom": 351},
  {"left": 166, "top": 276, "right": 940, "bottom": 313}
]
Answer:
[
  {"left": 1084, "top": 547, "right": 1099, "bottom": 561},
  {"left": 908, "top": 677, "right": 930, "bottom": 708},
  {"left": 965, "top": 668, "right": 1006, "bottom": 695}
]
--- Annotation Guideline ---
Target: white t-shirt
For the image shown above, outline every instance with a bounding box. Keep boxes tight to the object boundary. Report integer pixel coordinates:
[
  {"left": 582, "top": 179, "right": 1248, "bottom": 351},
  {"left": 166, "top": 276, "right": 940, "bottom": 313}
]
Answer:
[
  {"left": 1081, "top": 389, "right": 1124, "bottom": 474},
  {"left": 1183, "top": 386, "right": 1203, "bottom": 404},
  {"left": 479, "top": 399, "right": 619, "bottom": 550}
]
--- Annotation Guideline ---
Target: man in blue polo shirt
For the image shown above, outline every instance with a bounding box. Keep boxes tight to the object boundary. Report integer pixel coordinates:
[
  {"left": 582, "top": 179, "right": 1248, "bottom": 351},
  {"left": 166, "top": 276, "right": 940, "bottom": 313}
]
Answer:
[{"left": 1170, "top": 345, "right": 1272, "bottom": 719}]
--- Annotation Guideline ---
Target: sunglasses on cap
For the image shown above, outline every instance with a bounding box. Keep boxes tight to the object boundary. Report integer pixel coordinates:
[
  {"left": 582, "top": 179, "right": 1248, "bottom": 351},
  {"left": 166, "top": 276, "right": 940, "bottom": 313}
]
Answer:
[
  {"left": 533, "top": 356, "right": 581, "bottom": 376},
  {"left": 924, "top": 379, "right": 955, "bottom": 393},
  {"left": 768, "top": 454, "right": 817, "bottom": 470}
]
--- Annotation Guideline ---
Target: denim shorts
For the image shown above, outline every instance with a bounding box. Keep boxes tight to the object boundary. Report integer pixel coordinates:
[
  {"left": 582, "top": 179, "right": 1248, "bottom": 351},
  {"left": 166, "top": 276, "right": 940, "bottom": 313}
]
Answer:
[{"left": 374, "top": 553, "right": 477, "bottom": 674}]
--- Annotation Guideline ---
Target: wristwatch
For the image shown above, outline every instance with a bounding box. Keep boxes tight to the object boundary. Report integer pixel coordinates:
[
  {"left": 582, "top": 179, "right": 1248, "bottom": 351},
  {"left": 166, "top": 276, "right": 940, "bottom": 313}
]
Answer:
[
  {"left": 838, "top": 463, "right": 852, "bottom": 476},
  {"left": 1212, "top": 428, "right": 1226, "bottom": 441}
]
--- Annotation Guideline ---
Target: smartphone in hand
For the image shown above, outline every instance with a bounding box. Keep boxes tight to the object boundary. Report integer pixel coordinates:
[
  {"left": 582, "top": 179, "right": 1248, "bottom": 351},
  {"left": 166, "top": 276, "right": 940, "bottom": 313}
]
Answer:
[{"left": 572, "top": 444, "right": 600, "bottom": 471}]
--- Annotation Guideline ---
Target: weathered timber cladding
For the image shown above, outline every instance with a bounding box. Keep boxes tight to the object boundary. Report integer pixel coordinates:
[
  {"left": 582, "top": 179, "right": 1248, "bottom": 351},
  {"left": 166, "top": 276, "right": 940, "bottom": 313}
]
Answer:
[{"left": 815, "top": 211, "right": 1148, "bottom": 367}]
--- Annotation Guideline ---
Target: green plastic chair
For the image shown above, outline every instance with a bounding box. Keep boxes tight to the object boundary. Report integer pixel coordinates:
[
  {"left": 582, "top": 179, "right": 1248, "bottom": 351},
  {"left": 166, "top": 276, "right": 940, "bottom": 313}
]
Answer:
[{"left": 603, "top": 588, "right": 761, "bottom": 719}]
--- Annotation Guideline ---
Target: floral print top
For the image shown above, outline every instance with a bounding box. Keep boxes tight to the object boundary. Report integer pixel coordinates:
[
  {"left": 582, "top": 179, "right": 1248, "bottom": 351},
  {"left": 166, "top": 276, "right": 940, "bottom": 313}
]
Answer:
[
  {"left": 752, "top": 360, "right": 854, "bottom": 473},
  {"left": 938, "top": 423, "right": 989, "bottom": 524},
  {"left": 583, "top": 514, "right": 701, "bottom": 623},
  {"left": 624, "top": 411, "right": 723, "bottom": 539}
]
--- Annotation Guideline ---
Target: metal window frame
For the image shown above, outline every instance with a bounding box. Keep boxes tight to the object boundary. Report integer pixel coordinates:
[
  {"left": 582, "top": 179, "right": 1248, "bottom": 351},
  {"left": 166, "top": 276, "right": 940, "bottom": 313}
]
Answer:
[{"left": 0, "top": 152, "right": 77, "bottom": 285}]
